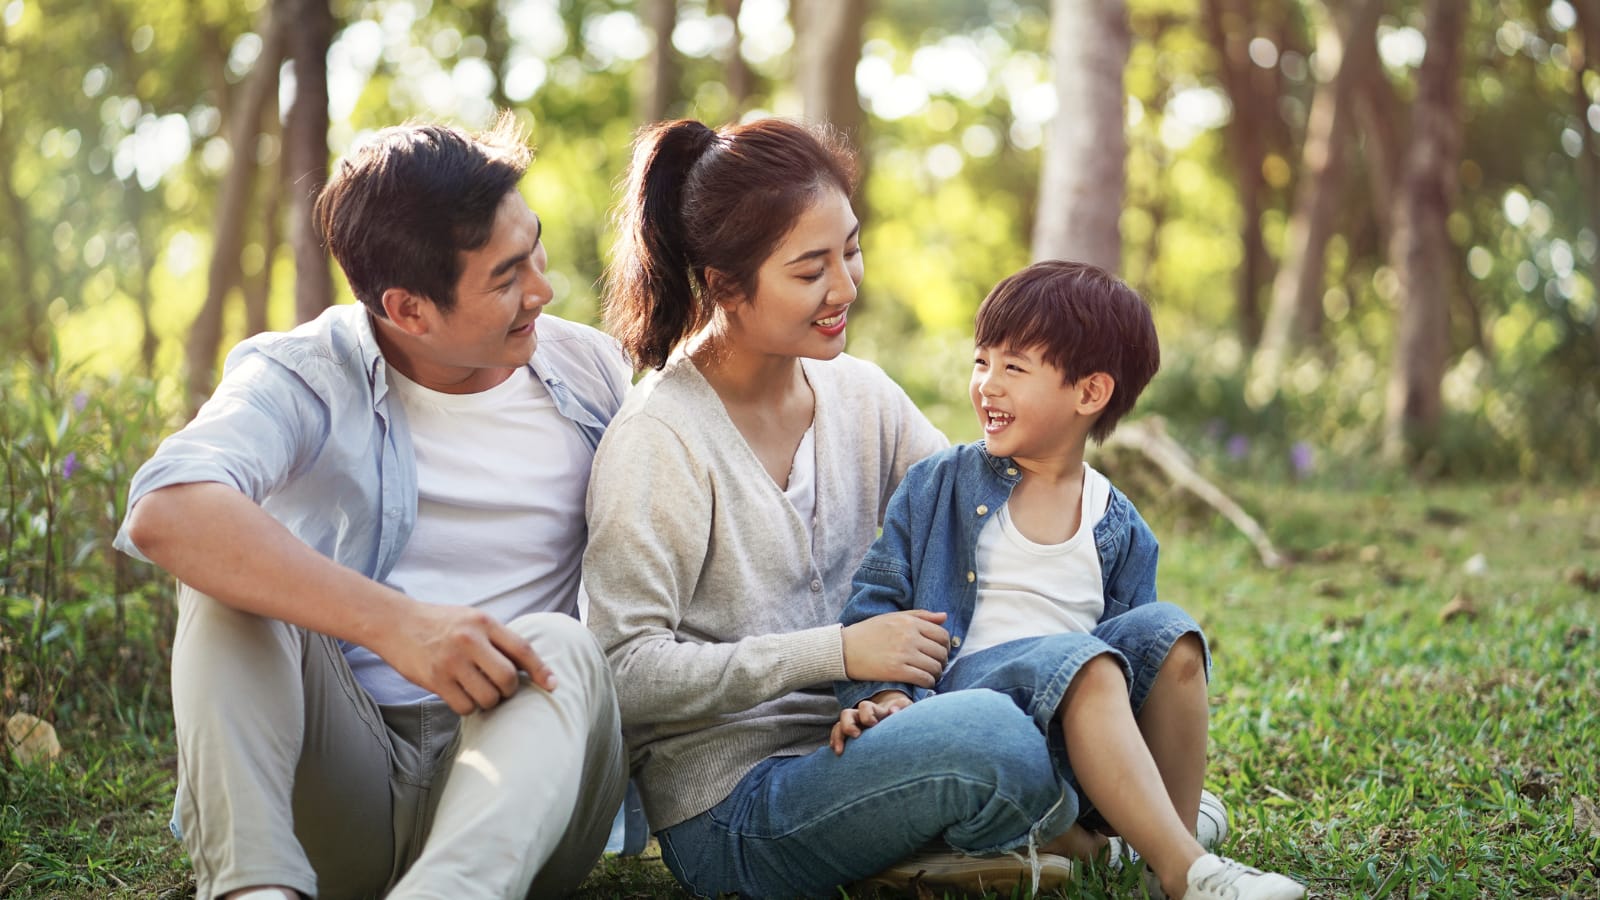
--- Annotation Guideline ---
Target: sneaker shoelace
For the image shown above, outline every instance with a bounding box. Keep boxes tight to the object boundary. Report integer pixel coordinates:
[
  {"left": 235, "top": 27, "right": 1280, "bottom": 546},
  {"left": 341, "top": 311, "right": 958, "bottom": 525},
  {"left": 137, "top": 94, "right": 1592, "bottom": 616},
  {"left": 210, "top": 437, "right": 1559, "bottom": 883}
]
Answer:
[{"left": 1192, "top": 857, "right": 1270, "bottom": 898}]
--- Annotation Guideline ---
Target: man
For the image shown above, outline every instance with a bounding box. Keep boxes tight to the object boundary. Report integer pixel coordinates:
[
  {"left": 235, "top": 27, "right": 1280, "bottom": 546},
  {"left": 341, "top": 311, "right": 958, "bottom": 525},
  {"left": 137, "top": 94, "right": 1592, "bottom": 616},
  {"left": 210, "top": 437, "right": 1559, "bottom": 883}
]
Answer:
[{"left": 116, "top": 114, "right": 630, "bottom": 899}]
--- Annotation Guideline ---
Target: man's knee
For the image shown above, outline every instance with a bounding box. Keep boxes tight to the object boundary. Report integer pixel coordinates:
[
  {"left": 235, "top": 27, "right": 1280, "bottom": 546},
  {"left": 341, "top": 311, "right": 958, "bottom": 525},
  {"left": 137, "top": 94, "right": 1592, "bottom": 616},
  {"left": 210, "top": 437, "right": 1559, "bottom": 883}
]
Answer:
[{"left": 507, "top": 612, "right": 614, "bottom": 700}]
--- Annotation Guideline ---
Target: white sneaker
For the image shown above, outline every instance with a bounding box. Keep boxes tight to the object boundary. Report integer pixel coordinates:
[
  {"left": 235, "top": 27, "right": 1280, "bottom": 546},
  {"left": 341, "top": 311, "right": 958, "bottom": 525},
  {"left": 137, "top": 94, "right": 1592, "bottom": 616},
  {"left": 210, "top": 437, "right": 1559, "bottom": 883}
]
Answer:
[
  {"left": 1108, "top": 788, "right": 1230, "bottom": 867},
  {"left": 1196, "top": 788, "right": 1229, "bottom": 849},
  {"left": 1178, "top": 853, "right": 1305, "bottom": 900},
  {"left": 862, "top": 846, "right": 1074, "bottom": 894}
]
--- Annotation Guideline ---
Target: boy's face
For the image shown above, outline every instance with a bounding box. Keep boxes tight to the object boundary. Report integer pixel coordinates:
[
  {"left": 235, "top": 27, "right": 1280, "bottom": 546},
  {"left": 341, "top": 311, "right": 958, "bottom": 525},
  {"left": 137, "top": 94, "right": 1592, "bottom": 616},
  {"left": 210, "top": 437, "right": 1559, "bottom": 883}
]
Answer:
[{"left": 970, "top": 343, "right": 1105, "bottom": 463}]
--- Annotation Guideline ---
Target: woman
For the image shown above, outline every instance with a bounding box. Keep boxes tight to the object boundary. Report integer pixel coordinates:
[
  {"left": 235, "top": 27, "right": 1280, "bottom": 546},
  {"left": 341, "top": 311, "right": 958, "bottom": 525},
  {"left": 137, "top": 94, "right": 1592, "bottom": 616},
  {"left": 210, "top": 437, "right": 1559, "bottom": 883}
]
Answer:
[{"left": 582, "top": 118, "right": 1084, "bottom": 897}]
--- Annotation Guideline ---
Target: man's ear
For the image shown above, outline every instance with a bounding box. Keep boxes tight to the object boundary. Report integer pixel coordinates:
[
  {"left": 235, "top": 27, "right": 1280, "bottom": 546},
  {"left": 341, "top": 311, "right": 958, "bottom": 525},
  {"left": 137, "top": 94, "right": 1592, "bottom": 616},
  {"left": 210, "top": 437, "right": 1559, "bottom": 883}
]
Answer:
[
  {"left": 704, "top": 268, "right": 745, "bottom": 308},
  {"left": 1077, "top": 372, "right": 1115, "bottom": 415},
  {"left": 380, "top": 287, "right": 433, "bottom": 337}
]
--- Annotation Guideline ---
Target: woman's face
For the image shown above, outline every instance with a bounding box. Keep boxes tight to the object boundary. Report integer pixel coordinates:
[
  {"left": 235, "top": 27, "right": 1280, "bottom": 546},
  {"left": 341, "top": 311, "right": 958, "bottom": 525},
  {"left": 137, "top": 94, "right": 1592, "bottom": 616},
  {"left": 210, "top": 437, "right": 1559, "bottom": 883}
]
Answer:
[{"left": 717, "top": 185, "right": 862, "bottom": 361}]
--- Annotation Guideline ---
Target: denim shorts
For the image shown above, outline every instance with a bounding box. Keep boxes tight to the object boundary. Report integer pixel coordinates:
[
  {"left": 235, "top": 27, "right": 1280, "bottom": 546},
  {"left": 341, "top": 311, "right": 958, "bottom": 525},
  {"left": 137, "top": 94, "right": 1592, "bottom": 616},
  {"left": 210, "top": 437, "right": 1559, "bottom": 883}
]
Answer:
[{"left": 936, "top": 601, "right": 1209, "bottom": 812}]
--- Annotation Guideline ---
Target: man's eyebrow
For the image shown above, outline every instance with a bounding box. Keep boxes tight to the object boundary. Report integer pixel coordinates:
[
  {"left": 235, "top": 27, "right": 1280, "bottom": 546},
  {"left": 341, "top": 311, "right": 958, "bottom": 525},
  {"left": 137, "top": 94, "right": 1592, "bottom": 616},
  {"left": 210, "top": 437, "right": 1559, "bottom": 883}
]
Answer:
[
  {"left": 784, "top": 222, "right": 861, "bottom": 266},
  {"left": 488, "top": 215, "right": 542, "bottom": 281}
]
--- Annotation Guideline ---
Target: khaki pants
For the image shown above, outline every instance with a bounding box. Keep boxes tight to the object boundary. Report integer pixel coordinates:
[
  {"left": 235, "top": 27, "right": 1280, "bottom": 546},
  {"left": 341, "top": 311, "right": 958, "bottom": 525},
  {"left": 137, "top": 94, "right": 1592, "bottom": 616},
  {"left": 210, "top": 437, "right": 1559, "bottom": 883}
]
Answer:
[{"left": 171, "top": 586, "right": 626, "bottom": 899}]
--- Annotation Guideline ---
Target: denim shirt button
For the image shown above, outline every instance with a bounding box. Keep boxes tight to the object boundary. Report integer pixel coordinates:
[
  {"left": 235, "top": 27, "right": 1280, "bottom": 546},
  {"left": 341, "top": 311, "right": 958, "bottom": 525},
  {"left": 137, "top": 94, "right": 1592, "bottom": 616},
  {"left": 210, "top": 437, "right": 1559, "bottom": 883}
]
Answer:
[
  {"left": 809, "top": 579, "right": 822, "bottom": 592},
  {"left": 951, "top": 636, "right": 962, "bottom": 648},
  {"left": 1006, "top": 467, "right": 1018, "bottom": 476},
  {"left": 976, "top": 504, "right": 989, "bottom": 516},
  {"left": 966, "top": 571, "right": 975, "bottom": 583}
]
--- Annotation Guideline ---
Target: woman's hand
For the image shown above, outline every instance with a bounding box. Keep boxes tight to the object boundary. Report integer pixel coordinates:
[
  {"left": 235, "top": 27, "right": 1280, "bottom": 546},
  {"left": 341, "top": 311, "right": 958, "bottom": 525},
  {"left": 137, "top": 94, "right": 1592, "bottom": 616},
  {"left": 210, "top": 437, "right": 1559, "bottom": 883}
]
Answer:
[
  {"left": 841, "top": 609, "right": 949, "bottom": 686},
  {"left": 830, "top": 690, "right": 913, "bottom": 754}
]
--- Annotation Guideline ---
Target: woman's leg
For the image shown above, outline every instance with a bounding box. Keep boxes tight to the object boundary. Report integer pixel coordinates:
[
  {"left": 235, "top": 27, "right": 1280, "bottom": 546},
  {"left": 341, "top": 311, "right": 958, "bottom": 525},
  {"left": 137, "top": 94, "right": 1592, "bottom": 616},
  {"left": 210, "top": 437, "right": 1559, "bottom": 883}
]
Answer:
[{"left": 656, "top": 689, "right": 1072, "bottom": 899}]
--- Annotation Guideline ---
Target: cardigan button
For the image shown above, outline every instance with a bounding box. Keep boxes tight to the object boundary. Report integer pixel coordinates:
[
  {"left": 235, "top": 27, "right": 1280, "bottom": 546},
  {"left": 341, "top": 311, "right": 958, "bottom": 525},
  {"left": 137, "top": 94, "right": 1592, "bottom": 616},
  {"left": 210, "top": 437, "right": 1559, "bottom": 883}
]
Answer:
[
  {"left": 976, "top": 504, "right": 989, "bottom": 516},
  {"left": 809, "top": 579, "right": 823, "bottom": 592}
]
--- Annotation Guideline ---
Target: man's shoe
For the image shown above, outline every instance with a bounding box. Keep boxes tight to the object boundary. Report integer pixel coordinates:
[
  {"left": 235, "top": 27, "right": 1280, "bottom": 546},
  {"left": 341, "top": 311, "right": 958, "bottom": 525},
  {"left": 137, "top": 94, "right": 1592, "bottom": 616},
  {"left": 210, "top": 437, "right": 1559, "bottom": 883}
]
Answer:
[
  {"left": 1174, "top": 853, "right": 1306, "bottom": 900},
  {"left": 863, "top": 846, "right": 1074, "bottom": 894}
]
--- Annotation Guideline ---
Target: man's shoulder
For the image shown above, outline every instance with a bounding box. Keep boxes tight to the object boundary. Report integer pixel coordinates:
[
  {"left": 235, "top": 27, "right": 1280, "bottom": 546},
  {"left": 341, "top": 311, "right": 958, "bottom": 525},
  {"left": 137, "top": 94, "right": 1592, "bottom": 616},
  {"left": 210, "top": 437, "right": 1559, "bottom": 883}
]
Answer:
[
  {"left": 225, "top": 304, "right": 369, "bottom": 374},
  {"left": 534, "top": 314, "right": 626, "bottom": 362}
]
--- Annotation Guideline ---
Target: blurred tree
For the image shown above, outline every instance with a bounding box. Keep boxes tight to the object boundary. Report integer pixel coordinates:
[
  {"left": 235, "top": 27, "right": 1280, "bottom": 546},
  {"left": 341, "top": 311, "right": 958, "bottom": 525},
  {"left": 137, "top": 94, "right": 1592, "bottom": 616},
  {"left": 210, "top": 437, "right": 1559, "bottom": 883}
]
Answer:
[
  {"left": 284, "top": 0, "right": 333, "bottom": 324},
  {"left": 721, "top": 0, "right": 756, "bottom": 113},
  {"left": 1033, "top": 0, "right": 1129, "bottom": 271},
  {"left": 639, "top": 0, "right": 680, "bottom": 121},
  {"left": 185, "top": 3, "right": 284, "bottom": 408},
  {"left": 791, "top": 0, "right": 869, "bottom": 145},
  {"left": 1247, "top": 0, "right": 1380, "bottom": 406},
  {"left": 1384, "top": 0, "right": 1465, "bottom": 463}
]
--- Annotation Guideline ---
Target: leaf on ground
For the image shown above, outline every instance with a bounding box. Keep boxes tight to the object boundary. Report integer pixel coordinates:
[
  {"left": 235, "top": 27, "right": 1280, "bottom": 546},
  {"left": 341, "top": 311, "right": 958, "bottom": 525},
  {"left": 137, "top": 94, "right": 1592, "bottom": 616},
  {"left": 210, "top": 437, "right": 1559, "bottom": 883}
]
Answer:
[
  {"left": 1439, "top": 593, "right": 1478, "bottom": 624},
  {"left": 4, "top": 711, "right": 62, "bottom": 765},
  {"left": 1565, "top": 624, "right": 1593, "bottom": 651},
  {"left": 1574, "top": 794, "right": 1600, "bottom": 839},
  {"left": 1563, "top": 566, "right": 1600, "bottom": 593},
  {"left": 1425, "top": 506, "right": 1468, "bottom": 526}
]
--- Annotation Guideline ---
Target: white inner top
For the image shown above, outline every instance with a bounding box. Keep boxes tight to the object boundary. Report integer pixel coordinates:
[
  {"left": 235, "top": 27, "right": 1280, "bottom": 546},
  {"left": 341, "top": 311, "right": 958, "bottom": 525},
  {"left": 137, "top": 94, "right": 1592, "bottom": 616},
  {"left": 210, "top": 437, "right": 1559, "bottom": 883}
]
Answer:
[
  {"left": 347, "top": 365, "right": 593, "bottom": 704},
  {"left": 962, "top": 463, "right": 1113, "bottom": 656}
]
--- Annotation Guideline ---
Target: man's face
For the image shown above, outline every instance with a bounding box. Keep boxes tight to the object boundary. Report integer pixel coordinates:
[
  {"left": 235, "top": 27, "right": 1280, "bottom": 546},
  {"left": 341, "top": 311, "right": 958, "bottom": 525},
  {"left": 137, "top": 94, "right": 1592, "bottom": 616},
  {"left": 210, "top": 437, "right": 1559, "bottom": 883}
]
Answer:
[{"left": 410, "top": 191, "right": 551, "bottom": 393}]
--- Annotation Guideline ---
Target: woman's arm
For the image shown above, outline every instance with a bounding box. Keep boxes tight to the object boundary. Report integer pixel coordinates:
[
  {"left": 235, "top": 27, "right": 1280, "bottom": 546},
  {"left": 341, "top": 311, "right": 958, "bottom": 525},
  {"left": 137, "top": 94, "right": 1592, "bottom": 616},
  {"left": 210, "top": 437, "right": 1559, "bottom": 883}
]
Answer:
[{"left": 584, "top": 414, "right": 847, "bottom": 726}]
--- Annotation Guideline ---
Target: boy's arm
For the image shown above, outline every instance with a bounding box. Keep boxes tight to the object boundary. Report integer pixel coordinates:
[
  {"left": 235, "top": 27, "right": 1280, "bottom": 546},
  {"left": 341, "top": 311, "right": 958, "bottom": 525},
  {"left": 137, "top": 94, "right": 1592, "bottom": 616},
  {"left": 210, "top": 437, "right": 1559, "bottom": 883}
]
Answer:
[
  {"left": 829, "top": 688, "right": 913, "bottom": 754},
  {"left": 836, "top": 468, "right": 942, "bottom": 710},
  {"left": 1104, "top": 491, "right": 1160, "bottom": 612}
]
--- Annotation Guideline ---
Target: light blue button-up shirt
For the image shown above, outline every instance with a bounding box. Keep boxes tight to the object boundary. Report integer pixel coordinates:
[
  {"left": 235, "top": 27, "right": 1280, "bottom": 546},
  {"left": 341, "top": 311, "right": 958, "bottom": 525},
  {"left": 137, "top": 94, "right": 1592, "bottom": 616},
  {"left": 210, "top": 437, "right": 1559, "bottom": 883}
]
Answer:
[{"left": 114, "top": 303, "right": 632, "bottom": 584}]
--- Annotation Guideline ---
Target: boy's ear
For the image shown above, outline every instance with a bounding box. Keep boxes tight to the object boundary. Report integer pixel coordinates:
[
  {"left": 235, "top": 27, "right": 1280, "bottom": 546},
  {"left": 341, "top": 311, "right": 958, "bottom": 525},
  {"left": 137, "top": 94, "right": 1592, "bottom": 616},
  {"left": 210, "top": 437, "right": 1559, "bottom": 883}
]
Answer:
[
  {"left": 380, "top": 287, "right": 434, "bottom": 337},
  {"left": 704, "top": 268, "right": 745, "bottom": 307},
  {"left": 1076, "top": 372, "right": 1115, "bottom": 415}
]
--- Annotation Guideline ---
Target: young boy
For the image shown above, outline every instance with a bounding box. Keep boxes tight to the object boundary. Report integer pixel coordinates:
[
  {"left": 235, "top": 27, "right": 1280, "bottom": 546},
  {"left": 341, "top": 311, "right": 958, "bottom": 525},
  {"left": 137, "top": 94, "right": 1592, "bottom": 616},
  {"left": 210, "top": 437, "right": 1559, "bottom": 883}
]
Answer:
[{"left": 833, "top": 261, "right": 1305, "bottom": 900}]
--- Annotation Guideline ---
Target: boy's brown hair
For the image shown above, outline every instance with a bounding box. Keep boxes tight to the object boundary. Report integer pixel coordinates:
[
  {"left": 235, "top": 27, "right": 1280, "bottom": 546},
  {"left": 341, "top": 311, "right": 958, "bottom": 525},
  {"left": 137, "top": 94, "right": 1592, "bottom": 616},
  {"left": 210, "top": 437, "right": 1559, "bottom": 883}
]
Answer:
[{"left": 974, "top": 259, "right": 1160, "bottom": 443}]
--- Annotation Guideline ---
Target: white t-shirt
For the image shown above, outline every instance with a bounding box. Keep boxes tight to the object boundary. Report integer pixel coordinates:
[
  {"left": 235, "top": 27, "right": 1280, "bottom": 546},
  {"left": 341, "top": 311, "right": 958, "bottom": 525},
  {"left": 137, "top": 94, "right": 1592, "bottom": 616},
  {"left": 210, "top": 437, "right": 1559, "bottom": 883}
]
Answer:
[
  {"left": 961, "top": 464, "right": 1113, "bottom": 656},
  {"left": 782, "top": 425, "right": 817, "bottom": 543},
  {"left": 347, "top": 365, "right": 594, "bottom": 704}
]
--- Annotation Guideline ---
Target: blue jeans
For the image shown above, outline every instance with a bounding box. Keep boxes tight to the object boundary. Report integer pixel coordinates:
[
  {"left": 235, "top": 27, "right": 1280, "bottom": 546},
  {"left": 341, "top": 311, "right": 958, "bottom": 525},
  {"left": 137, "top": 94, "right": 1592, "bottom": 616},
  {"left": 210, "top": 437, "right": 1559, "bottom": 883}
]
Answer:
[
  {"left": 657, "top": 603, "right": 1206, "bottom": 899},
  {"left": 938, "top": 602, "right": 1209, "bottom": 813},
  {"left": 658, "top": 689, "right": 1075, "bottom": 898}
]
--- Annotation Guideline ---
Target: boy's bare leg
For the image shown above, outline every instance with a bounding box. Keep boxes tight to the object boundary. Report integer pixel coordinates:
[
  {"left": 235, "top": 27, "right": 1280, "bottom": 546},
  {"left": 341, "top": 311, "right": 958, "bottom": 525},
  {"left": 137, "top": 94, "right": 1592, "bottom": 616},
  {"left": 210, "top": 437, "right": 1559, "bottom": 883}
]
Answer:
[
  {"left": 1134, "top": 634, "right": 1210, "bottom": 834},
  {"left": 1060, "top": 654, "right": 1204, "bottom": 899}
]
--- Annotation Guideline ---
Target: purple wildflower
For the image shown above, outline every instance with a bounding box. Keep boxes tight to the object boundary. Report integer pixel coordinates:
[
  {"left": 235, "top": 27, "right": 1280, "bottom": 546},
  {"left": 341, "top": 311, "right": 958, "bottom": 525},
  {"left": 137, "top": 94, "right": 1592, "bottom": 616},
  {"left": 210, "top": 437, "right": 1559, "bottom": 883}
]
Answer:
[
  {"left": 61, "top": 452, "right": 78, "bottom": 479},
  {"left": 1290, "top": 441, "right": 1315, "bottom": 477},
  {"left": 72, "top": 391, "right": 88, "bottom": 412},
  {"left": 1226, "top": 435, "right": 1250, "bottom": 461}
]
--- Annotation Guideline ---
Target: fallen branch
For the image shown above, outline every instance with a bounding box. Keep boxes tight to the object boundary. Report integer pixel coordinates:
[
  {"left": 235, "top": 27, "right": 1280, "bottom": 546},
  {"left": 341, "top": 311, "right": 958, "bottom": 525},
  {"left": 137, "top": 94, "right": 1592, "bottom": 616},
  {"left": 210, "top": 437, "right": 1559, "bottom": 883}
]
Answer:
[{"left": 1099, "top": 417, "right": 1286, "bottom": 569}]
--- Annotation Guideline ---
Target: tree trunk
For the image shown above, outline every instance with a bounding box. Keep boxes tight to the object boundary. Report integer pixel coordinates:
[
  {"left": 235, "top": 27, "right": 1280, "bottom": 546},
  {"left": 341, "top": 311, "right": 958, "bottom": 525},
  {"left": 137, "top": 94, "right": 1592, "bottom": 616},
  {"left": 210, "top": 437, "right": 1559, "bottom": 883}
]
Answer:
[
  {"left": 639, "top": 0, "right": 679, "bottom": 123},
  {"left": 1571, "top": 0, "right": 1600, "bottom": 299},
  {"left": 791, "top": 0, "right": 868, "bottom": 145},
  {"left": 1248, "top": 0, "right": 1379, "bottom": 405},
  {"left": 1349, "top": 13, "right": 1404, "bottom": 244},
  {"left": 722, "top": 0, "right": 755, "bottom": 114},
  {"left": 285, "top": 0, "right": 333, "bottom": 324},
  {"left": 244, "top": 129, "right": 283, "bottom": 338},
  {"left": 1200, "top": 0, "right": 1269, "bottom": 345},
  {"left": 1032, "top": 0, "right": 1129, "bottom": 272},
  {"left": 186, "top": 5, "right": 285, "bottom": 409},
  {"left": 1383, "top": 0, "right": 1466, "bottom": 464}
]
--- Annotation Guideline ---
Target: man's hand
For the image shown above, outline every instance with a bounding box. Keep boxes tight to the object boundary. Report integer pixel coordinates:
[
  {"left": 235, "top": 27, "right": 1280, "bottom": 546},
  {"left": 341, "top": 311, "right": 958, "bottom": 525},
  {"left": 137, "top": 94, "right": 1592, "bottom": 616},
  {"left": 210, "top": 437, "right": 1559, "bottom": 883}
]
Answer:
[
  {"left": 378, "top": 602, "right": 556, "bottom": 715},
  {"left": 841, "top": 609, "right": 950, "bottom": 686},
  {"left": 829, "top": 690, "right": 912, "bottom": 754}
]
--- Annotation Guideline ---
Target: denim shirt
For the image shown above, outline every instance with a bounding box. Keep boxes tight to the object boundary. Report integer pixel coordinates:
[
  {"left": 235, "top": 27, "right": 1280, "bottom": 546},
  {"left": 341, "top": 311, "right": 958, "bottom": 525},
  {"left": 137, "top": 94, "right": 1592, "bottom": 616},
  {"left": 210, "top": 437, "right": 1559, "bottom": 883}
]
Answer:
[
  {"left": 835, "top": 441, "right": 1160, "bottom": 710},
  {"left": 113, "top": 303, "right": 632, "bottom": 582}
]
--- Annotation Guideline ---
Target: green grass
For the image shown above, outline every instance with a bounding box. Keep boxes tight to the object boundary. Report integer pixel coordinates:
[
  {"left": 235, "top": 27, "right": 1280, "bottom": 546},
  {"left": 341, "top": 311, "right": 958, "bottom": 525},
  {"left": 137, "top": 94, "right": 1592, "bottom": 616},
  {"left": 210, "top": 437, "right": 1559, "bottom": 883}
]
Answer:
[{"left": 6, "top": 480, "right": 1599, "bottom": 898}]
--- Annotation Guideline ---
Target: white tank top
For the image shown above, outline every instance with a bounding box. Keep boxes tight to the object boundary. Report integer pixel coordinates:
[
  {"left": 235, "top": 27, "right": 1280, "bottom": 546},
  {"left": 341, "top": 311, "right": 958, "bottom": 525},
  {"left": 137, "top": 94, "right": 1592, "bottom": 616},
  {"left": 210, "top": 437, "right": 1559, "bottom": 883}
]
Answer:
[{"left": 961, "top": 464, "right": 1112, "bottom": 656}]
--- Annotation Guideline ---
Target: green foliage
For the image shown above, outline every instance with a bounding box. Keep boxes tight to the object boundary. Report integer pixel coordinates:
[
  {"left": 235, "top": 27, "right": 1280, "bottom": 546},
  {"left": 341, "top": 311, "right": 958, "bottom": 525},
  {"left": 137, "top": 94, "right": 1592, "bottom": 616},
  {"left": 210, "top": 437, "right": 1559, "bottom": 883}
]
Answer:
[{"left": 1, "top": 355, "right": 175, "bottom": 736}]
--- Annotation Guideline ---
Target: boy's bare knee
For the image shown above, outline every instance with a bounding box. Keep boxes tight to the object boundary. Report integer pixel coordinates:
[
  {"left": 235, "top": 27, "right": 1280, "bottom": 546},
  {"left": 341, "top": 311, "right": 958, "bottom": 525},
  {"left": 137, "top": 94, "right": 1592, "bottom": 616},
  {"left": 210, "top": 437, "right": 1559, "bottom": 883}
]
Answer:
[{"left": 1162, "top": 633, "right": 1206, "bottom": 682}]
